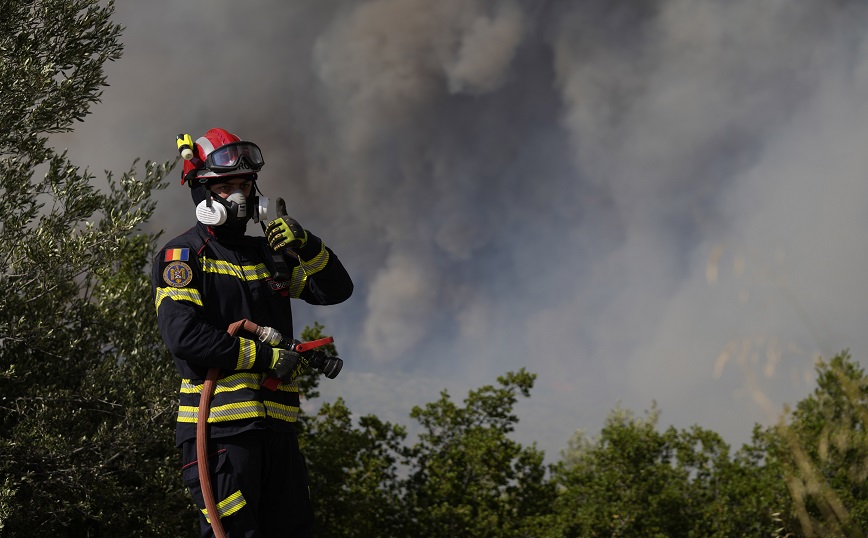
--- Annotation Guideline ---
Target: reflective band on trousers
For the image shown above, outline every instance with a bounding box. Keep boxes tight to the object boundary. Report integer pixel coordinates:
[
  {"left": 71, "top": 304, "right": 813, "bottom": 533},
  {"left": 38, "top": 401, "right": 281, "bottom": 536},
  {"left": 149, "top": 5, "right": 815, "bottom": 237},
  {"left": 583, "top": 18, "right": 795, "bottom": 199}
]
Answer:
[{"left": 202, "top": 490, "right": 246, "bottom": 523}]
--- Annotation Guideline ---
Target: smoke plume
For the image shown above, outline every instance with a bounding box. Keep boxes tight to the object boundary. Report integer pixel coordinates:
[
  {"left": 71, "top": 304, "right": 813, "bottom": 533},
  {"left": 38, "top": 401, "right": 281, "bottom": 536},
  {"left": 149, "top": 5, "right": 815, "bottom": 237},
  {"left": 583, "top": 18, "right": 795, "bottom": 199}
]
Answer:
[{"left": 59, "top": 0, "right": 868, "bottom": 458}]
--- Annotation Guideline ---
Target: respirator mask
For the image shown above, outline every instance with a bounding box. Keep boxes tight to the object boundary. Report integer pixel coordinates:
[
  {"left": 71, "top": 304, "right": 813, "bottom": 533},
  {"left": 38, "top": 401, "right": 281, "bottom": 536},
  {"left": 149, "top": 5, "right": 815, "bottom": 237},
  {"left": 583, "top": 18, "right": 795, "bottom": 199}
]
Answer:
[{"left": 195, "top": 188, "right": 269, "bottom": 228}]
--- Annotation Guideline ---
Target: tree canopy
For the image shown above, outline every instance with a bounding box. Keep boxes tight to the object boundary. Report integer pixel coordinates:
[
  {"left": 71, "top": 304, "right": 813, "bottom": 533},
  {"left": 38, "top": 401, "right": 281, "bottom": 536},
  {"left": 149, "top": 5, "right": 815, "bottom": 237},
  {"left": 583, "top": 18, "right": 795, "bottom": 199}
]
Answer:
[{"left": 1, "top": 0, "right": 186, "bottom": 534}]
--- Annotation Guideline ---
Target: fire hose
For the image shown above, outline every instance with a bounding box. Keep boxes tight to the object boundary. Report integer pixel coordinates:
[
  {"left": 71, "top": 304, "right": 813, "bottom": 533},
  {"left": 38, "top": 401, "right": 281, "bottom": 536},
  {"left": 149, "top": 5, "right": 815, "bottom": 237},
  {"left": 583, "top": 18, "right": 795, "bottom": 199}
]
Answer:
[{"left": 197, "top": 319, "right": 338, "bottom": 537}]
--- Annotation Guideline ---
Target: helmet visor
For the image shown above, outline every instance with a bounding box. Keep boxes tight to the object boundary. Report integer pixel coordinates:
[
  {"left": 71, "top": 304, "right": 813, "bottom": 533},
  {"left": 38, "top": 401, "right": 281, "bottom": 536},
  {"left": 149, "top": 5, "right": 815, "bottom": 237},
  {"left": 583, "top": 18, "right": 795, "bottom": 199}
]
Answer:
[{"left": 205, "top": 142, "right": 265, "bottom": 173}]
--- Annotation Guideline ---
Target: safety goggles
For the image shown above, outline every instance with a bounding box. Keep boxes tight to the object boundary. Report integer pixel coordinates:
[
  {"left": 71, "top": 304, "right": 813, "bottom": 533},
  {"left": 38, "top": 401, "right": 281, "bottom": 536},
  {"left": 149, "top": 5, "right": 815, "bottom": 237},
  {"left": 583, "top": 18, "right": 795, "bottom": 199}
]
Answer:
[{"left": 205, "top": 142, "right": 265, "bottom": 173}]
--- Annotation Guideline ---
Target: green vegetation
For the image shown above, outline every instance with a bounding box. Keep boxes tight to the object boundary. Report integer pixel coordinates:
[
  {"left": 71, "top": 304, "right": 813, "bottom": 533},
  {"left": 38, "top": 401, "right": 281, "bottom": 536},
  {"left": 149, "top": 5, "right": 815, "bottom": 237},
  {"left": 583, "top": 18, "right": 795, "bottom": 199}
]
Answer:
[
  {"left": 1, "top": 0, "right": 187, "bottom": 535},
  {"left": 3, "top": 0, "right": 868, "bottom": 536}
]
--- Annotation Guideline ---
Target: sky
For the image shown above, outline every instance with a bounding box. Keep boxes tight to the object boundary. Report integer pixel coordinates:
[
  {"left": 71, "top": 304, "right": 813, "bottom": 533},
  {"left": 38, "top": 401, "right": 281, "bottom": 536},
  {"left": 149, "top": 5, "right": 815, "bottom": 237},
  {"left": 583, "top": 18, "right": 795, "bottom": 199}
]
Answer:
[{"left": 57, "top": 0, "right": 868, "bottom": 461}]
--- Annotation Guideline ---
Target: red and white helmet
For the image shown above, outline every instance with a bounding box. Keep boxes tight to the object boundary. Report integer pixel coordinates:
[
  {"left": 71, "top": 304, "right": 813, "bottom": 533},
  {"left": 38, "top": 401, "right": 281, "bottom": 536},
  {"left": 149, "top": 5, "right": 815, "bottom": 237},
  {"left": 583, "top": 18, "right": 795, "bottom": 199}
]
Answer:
[{"left": 179, "top": 128, "right": 265, "bottom": 185}]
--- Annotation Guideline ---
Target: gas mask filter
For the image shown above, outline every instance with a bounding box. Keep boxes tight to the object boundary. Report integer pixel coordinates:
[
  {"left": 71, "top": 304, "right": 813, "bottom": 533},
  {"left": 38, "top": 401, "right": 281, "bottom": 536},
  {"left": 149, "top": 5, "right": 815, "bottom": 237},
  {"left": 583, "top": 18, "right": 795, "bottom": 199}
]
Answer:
[{"left": 195, "top": 189, "right": 268, "bottom": 227}]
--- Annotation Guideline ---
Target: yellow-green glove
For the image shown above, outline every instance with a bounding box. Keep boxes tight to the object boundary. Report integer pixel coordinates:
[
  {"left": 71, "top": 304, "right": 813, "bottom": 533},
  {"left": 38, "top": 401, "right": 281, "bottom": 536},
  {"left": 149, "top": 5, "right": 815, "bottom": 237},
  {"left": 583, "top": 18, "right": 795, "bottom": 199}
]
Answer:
[
  {"left": 270, "top": 347, "right": 303, "bottom": 382},
  {"left": 265, "top": 197, "right": 308, "bottom": 250}
]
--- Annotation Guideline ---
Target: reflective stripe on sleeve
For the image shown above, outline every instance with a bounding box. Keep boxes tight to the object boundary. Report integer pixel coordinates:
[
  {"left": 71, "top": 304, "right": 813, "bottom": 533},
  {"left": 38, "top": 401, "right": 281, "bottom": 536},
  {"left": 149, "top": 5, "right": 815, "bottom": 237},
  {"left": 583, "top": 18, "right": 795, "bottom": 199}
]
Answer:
[
  {"left": 299, "top": 243, "right": 329, "bottom": 275},
  {"left": 236, "top": 337, "right": 256, "bottom": 370},
  {"left": 155, "top": 287, "right": 203, "bottom": 311},
  {"left": 281, "top": 244, "right": 329, "bottom": 298}
]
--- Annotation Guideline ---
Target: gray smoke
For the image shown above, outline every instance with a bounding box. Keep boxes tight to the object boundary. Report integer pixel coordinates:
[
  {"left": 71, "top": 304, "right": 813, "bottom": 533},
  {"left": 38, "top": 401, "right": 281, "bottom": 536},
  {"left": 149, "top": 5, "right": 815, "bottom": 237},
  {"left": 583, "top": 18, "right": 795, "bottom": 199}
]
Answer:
[{"left": 58, "top": 0, "right": 868, "bottom": 458}]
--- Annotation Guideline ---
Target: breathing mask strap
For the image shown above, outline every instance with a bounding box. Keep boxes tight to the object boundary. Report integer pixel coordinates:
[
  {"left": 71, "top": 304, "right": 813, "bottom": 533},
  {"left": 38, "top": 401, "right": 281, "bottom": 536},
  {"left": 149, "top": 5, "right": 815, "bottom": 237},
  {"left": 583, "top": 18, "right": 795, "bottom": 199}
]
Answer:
[{"left": 253, "top": 184, "right": 290, "bottom": 282}]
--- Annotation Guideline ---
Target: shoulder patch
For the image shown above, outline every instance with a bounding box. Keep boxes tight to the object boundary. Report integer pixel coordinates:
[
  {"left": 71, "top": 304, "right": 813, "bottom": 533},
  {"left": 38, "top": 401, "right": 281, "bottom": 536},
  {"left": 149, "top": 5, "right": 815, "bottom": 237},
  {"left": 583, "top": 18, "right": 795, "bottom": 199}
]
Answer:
[{"left": 163, "top": 261, "right": 193, "bottom": 287}]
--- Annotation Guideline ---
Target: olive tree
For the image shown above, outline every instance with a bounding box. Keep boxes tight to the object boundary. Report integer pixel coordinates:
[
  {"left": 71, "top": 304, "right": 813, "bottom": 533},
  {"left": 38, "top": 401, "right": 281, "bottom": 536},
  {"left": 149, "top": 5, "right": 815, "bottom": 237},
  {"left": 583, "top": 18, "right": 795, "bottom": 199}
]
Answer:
[{"left": 0, "top": 1, "right": 188, "bottom": 535}]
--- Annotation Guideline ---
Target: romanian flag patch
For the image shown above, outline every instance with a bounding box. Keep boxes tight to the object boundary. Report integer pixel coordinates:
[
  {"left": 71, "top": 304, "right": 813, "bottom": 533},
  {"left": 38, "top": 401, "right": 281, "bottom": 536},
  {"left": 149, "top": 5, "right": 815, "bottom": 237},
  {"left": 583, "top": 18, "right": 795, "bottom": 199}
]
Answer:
[{"left": 164, "top": 248, "right": 190, "bottom": 262}]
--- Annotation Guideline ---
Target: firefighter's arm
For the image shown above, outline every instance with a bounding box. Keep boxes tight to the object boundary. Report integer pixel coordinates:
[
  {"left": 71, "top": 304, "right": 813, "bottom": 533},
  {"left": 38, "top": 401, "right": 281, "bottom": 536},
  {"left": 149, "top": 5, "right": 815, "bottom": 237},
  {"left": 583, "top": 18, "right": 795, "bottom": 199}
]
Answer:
[
  {"left": 267, "top": 233, "right": 353, "bottom": 305},
  {"left": 293, "top": 233, "right": 353, "bottom": 305},
  {"left": 152, "top": 247, "right": 273, "bottom": 371},
  {"left": 263, "top": 197, "right": 353, "bottom": 305}
]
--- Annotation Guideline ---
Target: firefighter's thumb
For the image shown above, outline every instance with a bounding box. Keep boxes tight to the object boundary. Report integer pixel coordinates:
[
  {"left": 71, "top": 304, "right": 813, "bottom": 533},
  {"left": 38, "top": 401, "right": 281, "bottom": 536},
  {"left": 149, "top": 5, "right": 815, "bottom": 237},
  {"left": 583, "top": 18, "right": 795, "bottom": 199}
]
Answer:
[{"left": 276, "top": 197, "right": 287, "bottom": 218}]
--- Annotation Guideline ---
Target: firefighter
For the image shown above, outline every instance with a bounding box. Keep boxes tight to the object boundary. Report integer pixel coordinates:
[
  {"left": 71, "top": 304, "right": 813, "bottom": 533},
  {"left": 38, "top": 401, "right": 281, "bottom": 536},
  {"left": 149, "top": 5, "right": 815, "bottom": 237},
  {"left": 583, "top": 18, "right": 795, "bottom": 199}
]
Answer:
[{"left": 152, "top": 128, "right": 353, "bottom": 537}]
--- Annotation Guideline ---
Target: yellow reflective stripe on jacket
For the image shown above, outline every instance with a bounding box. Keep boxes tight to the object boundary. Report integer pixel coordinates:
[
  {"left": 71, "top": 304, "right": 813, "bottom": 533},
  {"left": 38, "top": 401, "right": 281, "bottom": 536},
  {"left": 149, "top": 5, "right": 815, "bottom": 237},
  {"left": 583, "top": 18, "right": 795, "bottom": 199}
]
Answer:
[
  {"left": 177, "top": 376, "right": 299, "bottom": 424},
  {"left": 202, "top": 490, "right": 246, "bottom": 523},
  {"left": 275, "top": 380, "right": 299, "bottom": 393},
  {"left": 200, "top": 256, "right": 270, "bottom": 281},
  {"left": 177, "top": 401, "right": 266, "bottom": 423},
  {"left": 237, "top": 337, "right": 256, "bottom": 370},
  {"left": 214, "top": 372, "right": 261, "bottom": 393},
  {"left": 264, "top": 400, "right": 299, "bottom": 422},
  {"left": 179, "top": 373, "right": 262, "bottom": 395},
  {"left": 179, "top": 380, "right": 198, "bottom": 394},
  {"left": 209, "top": 401, "right": 265, "bottom": 421},
  {"left": 154, "top": 287, "right": 203, "bottom": 310},
  {"left": 178, "top": 400, "right": 298, "bottom": 423},
  {"left": 299, "top": 243, "right": 329, "bottom": 275}
]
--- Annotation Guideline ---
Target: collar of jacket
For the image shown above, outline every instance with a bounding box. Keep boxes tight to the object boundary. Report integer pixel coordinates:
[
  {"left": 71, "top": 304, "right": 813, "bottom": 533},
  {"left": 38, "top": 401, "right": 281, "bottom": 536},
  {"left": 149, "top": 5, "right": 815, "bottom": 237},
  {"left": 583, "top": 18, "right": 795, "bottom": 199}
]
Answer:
[{"left": 197, "top": 221, "right": 250, "bottom": 247}]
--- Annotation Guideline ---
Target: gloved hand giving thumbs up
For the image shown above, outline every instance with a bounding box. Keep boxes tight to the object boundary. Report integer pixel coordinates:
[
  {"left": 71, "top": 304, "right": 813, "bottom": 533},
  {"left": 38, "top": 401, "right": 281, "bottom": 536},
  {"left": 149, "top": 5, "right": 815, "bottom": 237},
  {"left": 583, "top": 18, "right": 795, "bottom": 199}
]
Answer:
[{"left": 265, "top": 197, "right": 308, "bottom": 251}]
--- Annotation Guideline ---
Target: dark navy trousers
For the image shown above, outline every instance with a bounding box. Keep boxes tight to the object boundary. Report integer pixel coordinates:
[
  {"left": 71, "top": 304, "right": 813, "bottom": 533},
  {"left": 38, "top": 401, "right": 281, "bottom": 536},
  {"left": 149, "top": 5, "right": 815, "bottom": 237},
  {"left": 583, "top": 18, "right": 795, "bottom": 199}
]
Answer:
[{"left": 181, "top": 428, "right": 313, "bottom": 538}]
